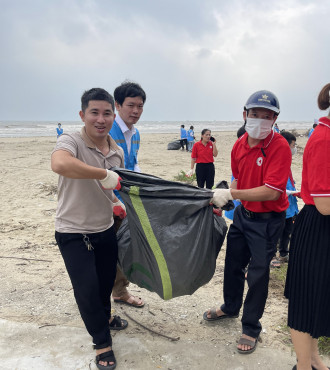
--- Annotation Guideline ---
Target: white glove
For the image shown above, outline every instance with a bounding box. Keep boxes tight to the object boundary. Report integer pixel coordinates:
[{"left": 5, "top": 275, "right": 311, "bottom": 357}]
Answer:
[
  {"left": 211, "top": 188, "right": 233, "bottom": 208},
  {"left": 100, "top": 170, "right": 121, "bottom": 190},
  {"left": 286, "top": 189, "right": 297, "bottom": 195},
  {"left": 186, "top": 169, "right": 194, "bottom": 177}
]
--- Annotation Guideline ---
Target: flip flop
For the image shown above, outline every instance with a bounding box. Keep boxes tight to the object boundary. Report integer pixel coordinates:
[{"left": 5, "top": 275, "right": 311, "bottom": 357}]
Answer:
[
  {"left": 270, "top": 257, "right": 281, "bottom": 268},
  {"left": 203, "top": 308, "right": 239, "bottom": 321},
  {"left": 237, "top": 335, "right": 260, "bottom": 355},
  {"left": 113, "top": 295, "right": 145, "bottom": 308},
  {"left": 292, "top": 365, "right": 330, "bottom": 370},
  {"left": 109, "top": 315, "right": 128, "bottom": 331}
]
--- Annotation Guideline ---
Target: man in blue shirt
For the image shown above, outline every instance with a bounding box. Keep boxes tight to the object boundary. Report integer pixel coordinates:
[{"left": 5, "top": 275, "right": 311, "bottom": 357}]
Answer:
[
  {"left": 180, "top": 124, "right": 188, "bottom": 151},
  {"left": 187, "top": 125, "right": 195, "bottom": 152},
  {"left": 56, "top": 123, "right": 63, "bottom": 138},
  {"left": 110, "top": 81, "right": 146, "bottom": 308},
  {"left": 308, "top": 121, "right": 318, "bottom": 138}
]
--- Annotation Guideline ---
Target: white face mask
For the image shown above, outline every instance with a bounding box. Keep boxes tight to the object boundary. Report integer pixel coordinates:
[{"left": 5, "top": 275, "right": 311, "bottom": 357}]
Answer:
[
  {"left": 245, "top": 118, "right": 274, "bottom": 139},
  {"left": 291, "top": 147, "right": 297, "bottom": 156}
]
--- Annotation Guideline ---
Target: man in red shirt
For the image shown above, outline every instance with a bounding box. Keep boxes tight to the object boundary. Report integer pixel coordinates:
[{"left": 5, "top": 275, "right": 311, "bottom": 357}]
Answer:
[{"left": 204, "top": 90, "right": 291, "bottom": 354}]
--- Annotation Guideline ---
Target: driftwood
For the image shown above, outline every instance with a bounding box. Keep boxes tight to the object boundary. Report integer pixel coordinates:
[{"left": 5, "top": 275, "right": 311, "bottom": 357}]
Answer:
[
  {"left": 123, "top": 310, "right": 180, "bottom": 342},
  {"left": 0, "top": 256, "right": 52, "bottom": 263}
]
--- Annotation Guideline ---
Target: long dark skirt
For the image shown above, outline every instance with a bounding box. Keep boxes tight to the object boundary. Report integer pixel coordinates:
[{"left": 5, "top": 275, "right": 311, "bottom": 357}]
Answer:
[{"left": 285, "top": 205, "right": 330, "bottom": 338}]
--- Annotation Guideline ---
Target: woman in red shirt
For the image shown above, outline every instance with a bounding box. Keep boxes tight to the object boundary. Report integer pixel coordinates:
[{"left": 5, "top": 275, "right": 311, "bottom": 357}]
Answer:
[
  {"left": 285, "top": 83, "right": 330, "bottom": 370},
  {"left": 188, "top": 129, "right": 218, "bottom": 189}
]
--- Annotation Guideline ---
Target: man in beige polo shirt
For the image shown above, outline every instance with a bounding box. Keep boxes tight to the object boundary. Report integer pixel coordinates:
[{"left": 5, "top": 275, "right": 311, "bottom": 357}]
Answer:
[{"left": 51, "top": 88, "right": 127, "bottom": 369}]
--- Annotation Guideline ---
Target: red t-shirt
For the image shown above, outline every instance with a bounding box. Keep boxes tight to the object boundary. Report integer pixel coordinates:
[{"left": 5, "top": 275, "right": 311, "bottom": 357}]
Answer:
[
  {"left": 231, "top": 131, "right": 291, "bottom": 212},
  {"left": 191, "top": 140, "right": 214, "bottom": 163},
  {"left": 301, "top": 116, "right": 330, "bottom": 205}
]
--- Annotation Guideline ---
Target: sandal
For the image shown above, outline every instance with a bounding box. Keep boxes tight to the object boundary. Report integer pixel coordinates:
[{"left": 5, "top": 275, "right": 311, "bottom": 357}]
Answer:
[
  {"left": 113, "top": 294, "right": 145, "bottom": 308},
  {"left": 203, "top": 307, "right": 239, "bottom": 321},
  {"left": 270, "top": 257, "right": 281, "bottom": 268},
  {"left": 109, "top": 315, "right": 128, "bottom": 331},
  {"left": 95, "top": 350, "right": 116, "bottom": 370},
  {"left": 237, "top": 335, "right": 260, "bottom": 355}
]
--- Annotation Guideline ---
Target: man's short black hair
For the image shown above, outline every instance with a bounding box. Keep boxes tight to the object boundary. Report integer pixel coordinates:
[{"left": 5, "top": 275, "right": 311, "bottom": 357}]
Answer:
[
  {"left": 114, "top": 81, "right": 146, "bottom": 106},
  {"left": 81, "top": 88, "right": 114, "bottom": 112},
  {"left": 281, "top": 131, "right": 296, "bottom": 145}
]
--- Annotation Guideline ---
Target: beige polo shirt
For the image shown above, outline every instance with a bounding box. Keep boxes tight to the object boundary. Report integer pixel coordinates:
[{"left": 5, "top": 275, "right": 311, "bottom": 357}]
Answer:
[{"left": 53, "top": 127, "right": 125, "bottom": 233}]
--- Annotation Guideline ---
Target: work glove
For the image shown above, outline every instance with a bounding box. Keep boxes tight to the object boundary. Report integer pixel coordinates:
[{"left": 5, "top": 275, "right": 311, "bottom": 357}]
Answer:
[
  {"left": 100, "top": 169, "right": 121, "bottom": 190},
  {"left": 211, "top": 188, "right": 233, "bottom": 208},
  {"left": 286, "top": 189, "right": 300, "bottom": 197},
  {"left": 113, "top": 200, "right": 127, "bottom": 219},
  {"left": 186, "top": 169, "right": 194, "bottom": 177}
]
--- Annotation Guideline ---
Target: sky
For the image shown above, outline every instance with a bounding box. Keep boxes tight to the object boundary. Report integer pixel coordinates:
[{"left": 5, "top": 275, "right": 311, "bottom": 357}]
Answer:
[{"left": 0, "top": 0, "right": 329, "bottom": 122}]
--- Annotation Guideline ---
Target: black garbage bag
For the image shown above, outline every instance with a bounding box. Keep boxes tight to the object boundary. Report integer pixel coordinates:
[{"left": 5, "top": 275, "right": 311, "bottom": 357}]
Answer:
[
  {"left": 113, "top": 168, "right": 228, "bottom": 300},
  {"left": 167, "top": 140, "right": 181, "bottom": 150}
]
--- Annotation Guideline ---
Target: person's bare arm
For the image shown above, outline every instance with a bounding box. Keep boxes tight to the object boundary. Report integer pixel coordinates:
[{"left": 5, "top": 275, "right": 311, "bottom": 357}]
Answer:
[
  {"left": 231, "top": 185, "right": 280, "bottom": 202},
  {"left": 314, "top": 197, "right": 330, "bottom": 215},
  {"left": 51, "top": 150, "right": 107, "bottom": 180}
]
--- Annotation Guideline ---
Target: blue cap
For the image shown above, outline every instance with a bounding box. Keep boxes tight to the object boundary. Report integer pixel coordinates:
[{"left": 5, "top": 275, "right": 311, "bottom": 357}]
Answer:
[{"left": 244, "top": 90, "right": 280, "bottom": 115}]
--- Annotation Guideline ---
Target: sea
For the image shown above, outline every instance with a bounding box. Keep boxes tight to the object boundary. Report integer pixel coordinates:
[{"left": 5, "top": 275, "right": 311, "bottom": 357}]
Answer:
[{"left": 0, "top": 120, "right": 313, "bottom": 138}]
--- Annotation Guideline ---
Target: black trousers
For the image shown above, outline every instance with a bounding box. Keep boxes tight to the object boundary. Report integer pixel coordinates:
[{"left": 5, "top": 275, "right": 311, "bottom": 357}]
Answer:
[
  {"left": 55, "top": 226, "right": 118, "bottom": 348},
  {"left": 196, "top": 162, "right": 215, "bottom": 189},
  {"left": 180, "top": 138, "right": 188, "bottom": 150},
  {"left": 278, "top": 217, "right": 294, "bottom": 256},
  {"left": 221, "top": 205, "right": 285, "bottom": 338}
]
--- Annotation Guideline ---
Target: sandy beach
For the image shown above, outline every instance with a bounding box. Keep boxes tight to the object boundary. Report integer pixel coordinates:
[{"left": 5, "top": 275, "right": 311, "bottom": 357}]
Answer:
[{"left": 0, "top": 130, "right": 327, "bottom": 369}]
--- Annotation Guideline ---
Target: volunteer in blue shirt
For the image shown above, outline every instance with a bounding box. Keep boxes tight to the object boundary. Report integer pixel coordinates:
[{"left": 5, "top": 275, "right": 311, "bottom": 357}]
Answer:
[
  {"left": 187, "top": 125, "right": 195, "bottom": 152},
  {"left": 56, "top": 123, "right": 63, "bottom": 138},
  {"left": 180, "top": 124, "right": 188, "bottom": 151},
  {"left": 110, "top": 81, "right": 146, "bottom": 308},
  {"left": 308, "top": 121, "right": 318, "bottom": 138}
]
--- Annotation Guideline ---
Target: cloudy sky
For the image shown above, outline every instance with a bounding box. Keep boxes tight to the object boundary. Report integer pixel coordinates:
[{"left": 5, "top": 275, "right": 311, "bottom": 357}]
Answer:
[{"left": 0, "top": 0, "right": 329, "bottom": 122}]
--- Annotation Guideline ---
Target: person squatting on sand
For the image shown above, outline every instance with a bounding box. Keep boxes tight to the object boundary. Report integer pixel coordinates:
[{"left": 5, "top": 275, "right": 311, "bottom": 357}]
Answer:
[
  {"left": 110, "top": 81, "right": 146, "bottom": 308},
  {"left": 205, "top": 90, "right": 291, "bottom": 354},
  {"left": 51, "top": 88, "right": 129, "bottom": 370},
  {"left": 285, "top": 83, "right": 330, "bottom": 370},
  {"left": 186, "top": 129, "right": 218, "bottom": 189}
]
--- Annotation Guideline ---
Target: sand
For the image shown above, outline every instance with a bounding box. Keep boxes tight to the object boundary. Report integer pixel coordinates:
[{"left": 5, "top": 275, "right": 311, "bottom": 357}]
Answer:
[{"left": 0, "top": 131, "right": 327, "bottom": 369}]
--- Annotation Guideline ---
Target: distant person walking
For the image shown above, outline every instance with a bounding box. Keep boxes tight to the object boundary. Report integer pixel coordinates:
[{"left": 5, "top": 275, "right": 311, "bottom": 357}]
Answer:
[
  {"left": 187, "top": 129, "right": 218, "bottom": 189},
  {"left": 285, "top": 83, "right": 330, "bottom": 370},
  {"left": 180, "top": 124, "right": 188, "bottom": 151},
  {"left": 56, "top": 123, "right": 63, "bottom": 138},
  {"left": 187, "top": 125, "right": 195, "bottom": 152}
]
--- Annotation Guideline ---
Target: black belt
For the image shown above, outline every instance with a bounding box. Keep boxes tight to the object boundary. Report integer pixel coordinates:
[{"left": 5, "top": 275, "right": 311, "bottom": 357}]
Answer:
[{"left": 242, "top": 207, "right": 285, "bottom": 220}]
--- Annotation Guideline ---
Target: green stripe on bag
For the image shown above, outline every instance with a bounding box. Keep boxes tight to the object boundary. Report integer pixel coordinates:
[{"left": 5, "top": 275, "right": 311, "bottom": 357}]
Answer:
[{"left": 129, "top": 186, "right": 172, "bottom": 300}]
